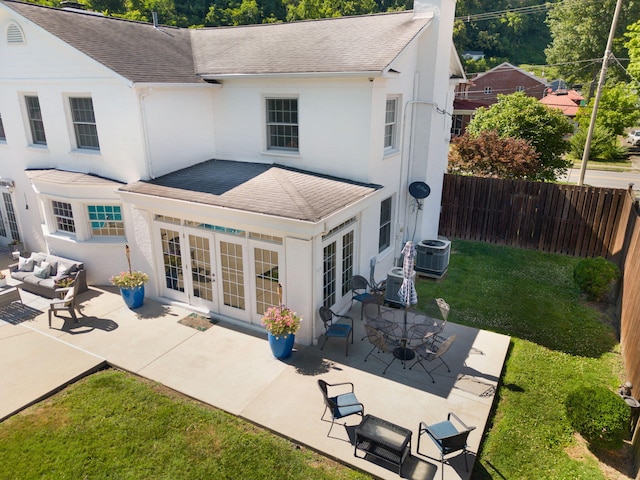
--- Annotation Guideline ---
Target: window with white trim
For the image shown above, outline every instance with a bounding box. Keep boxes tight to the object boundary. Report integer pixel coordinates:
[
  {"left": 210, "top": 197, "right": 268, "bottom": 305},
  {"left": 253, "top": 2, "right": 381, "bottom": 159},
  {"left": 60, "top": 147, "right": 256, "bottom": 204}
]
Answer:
[
  {"left": 88, "top": 205, "right": 124, "bottom": 237},
  {"left": 70, "top": 97, "right": 100, "bottom": 150},
  {"left": 25, "top": 95, "right": 46, "bottom": 145},
  {"left": 379, "top": 197, "right": 392, "bottom": 252},
  {"left": 516, "top": 86, "right": 525, "bottom": 92},
  {"left": 266, "top": 98, "right": 298, "bottom": 151},
  {"left": 483, "top": 86, "right": 492, "bottom": 95},
  {"left": 52, "top": 200, "right": 75, "bottom": 233},
  {"left": 0, "top": 114, "right": 5, "bottom": 141},
  {"left": 384, "top": 97, "right": 398, "bottom": 150}
]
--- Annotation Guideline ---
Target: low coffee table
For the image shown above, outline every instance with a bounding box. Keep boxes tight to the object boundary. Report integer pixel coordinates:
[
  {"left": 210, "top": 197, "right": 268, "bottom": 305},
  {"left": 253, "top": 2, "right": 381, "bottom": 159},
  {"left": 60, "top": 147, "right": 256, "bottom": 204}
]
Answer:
[
  {"left": 354, "top": 414, "right": 412, "bottom": 475},
  {"left": 0, "top": 284, "right": 22, "bottom": 308}
]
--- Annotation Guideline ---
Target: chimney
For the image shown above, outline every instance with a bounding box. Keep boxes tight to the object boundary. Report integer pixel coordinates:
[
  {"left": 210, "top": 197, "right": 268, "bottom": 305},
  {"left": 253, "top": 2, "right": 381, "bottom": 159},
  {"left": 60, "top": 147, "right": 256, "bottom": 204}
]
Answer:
[
  {"left": 413, "top": 0, "right": 439, "bottom": 18},
  {"left": 152, "top": 11, "right": 159, "bottom": 28}
]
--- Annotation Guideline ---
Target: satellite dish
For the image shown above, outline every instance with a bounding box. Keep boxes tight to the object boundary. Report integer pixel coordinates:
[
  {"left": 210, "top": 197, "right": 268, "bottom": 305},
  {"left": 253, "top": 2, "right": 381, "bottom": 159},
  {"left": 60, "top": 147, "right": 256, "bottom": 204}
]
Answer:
[{"left": 409, "top": 181, "right": 431, "bottom": 200}]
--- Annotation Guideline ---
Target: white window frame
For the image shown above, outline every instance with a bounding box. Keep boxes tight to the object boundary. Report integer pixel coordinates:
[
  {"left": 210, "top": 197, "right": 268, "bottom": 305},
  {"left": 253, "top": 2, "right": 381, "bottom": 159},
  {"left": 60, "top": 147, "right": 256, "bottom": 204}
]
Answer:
[
  {"left": 87, "top": 204, "right": 125, "bottom": 238},
  {"left": 483, "top": 86, "right": 492, "bottom": 95},
  {"left": 384, "top": 96, "right": 400, "bottom": 152},
  {"left": 51, "top": 200, "right": 76, "bottom": 234},
  {"left": 516, "top": 86, "right": 525, "bottom": 92},
  {"left": 378, "top": 196, "right": 393, "bottom": 253},
  {"left": 68, "top": 96, "right": 100, "bottom": 151},
  {"left": 24, "top": 94, "right": 47, "bottom": 146},
  {"left": 265, "top": 97, "right": 299, "bottom": 152}
]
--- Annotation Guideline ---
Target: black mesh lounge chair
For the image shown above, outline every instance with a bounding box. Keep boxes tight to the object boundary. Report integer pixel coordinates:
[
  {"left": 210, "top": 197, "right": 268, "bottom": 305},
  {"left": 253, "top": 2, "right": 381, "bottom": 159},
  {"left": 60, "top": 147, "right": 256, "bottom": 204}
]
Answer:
[
  {"left": 417, "top": 412, "right": 476, "bottom": 480},
  {"left": 317, "top": 379, "right": 364, "bottom": 437}
]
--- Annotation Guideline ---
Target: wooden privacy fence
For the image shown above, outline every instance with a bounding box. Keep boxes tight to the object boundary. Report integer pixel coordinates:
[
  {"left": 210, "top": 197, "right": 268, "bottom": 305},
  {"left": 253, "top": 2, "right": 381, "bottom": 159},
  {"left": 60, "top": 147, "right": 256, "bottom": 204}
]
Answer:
[
  {"left": 440, "top": 174, "right": 640, "bottom": 475},
  {"left": 439, "top": 174, "right": 629, "bottom": 258}
]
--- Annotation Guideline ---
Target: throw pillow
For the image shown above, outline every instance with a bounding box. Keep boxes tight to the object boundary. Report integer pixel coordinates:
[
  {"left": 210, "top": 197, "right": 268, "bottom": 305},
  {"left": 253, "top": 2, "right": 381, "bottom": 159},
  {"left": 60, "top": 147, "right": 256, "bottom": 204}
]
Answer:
[
  {"left": 18, "top": 256, "right": 34, "bottom": 272},
  {"left": 45, "top": 257, "right": 59, "bottom": 277},
  {"left": 56, "top": 263, "right": 70, "bottom": 278},
  {"left": 34, "top": 264, "right": 50, "bottom": 279}
]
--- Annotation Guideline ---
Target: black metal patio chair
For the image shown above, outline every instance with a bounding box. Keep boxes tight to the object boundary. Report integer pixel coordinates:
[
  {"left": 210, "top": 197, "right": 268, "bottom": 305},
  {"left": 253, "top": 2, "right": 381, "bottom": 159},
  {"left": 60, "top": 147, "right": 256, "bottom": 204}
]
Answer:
[{"left": 317, "top": 379, "right": 365, "bottom": 437}]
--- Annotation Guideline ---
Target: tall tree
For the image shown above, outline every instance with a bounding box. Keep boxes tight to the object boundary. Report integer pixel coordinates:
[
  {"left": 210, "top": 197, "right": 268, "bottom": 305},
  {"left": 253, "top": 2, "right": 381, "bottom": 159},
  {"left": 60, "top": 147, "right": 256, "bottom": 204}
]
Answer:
[
  {"left": 545, "top": 0, "right": 640, "bottom": 98},
  {"left": 466, "top": 92, "right": 574, "bottom": 181},
  {"left": 574, "top": 83, "right": 640, "bottom": 136}
]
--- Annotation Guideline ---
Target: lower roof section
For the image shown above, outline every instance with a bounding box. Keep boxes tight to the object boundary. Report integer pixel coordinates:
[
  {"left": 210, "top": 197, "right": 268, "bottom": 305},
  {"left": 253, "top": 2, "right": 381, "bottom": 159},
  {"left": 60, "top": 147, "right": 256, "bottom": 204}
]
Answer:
[{"left": 119, "top": 159, "right": 382, "bottom": 223}]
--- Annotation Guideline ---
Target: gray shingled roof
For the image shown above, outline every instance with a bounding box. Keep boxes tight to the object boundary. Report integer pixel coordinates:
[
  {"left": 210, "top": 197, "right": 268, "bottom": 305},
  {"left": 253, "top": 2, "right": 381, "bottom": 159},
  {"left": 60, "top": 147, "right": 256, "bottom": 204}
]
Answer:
[
  {"left": 25, "top": 169, "right": 124, "bottom": 187},
  {"left": 3, "top": 1, "right": 430, "bottom": 82},
  {"left": 190, "top": 12, "right": 431, "bottom": 76},
  {"left": 3, "top": 0, "right": 202, "bottom": 84},
  {"left": 120, "top": 160, "right": 381, "bottom": 223}
]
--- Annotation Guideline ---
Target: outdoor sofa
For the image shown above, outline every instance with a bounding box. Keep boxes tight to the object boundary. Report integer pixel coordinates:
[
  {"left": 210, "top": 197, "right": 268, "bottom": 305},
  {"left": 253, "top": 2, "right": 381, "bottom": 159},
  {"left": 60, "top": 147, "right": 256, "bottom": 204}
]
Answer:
[{"left": 9, "top": 252, "right": 87, "bottom": 299}]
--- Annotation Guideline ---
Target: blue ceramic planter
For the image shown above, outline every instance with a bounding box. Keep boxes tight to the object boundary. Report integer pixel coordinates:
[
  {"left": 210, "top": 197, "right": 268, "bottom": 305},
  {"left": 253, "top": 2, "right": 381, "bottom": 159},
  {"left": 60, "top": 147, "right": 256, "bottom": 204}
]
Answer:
[
  {"left": 268, "top": 332, "right": 295, "bottom": 359},
  {"left": 120, "top": 285, "right": 145, "bottom": 309}
]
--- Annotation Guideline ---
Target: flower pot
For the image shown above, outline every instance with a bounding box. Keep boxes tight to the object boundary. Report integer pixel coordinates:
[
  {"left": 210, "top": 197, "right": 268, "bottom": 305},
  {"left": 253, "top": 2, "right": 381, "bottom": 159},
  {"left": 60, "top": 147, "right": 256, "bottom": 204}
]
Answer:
[
  {"left": 120, "top": 285, "right": 144, "bottom": 309},
  {"left": 0, "top": 277, "right": 6, "bottom": 288},
  {"left": 267, "top": 332, "right": 295, "bottom": 359}
]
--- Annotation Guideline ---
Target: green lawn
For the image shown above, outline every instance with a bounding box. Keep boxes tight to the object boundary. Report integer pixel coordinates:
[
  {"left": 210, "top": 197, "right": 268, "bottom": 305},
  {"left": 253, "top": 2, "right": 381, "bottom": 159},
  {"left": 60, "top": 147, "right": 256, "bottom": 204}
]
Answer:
[
  {"left": 415, "top": 240, "right": 624, "bottom": 479},
  {"left": 0, "top": 240, "right": 625, "bottom": 479}
]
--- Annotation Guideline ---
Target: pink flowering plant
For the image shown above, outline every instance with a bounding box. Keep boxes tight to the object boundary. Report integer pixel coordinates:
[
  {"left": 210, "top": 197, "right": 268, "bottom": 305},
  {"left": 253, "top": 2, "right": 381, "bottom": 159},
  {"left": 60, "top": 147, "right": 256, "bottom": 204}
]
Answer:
[
  {"left": 261, "top": 305, "right": 302, "bottom": 338},
  {"left": 110, "top": 271, "right": 149, "bottom": 288}
]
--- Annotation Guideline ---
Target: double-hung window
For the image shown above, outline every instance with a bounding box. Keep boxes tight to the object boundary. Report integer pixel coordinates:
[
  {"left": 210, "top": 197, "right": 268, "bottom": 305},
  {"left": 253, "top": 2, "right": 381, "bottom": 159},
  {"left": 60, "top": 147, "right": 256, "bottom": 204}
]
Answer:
[
  {"left": 483, "top": 86, "right": 492, "bottom": 95},
  {"left": 25, "top": 95, "right": 46, "bottom": 145},
  {"left": 384, "top": 97, "right": 399, "bottom": 150},
  {"left": 52, "top": 200, "right": 75, "bottom": 233},
  {"left": 266, "top": 98, "right": 298, "bottom": 151},
  {"left": 88, "top": 205, "right": 124, "bottom": 237},
  {"left": 0, "top": 114, "right": 5, "bottom": 141},
  {"left": 379, "top": 197, "right": 392, "bottom": 252},
  {"left": 70, "top": 97, "right": 100, "bottom": 150}
]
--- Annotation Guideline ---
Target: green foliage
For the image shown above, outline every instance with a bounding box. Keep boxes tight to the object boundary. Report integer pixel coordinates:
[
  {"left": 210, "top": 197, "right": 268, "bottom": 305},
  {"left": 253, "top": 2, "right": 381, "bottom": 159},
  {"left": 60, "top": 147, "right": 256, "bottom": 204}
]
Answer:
[
  {"left": 545, "top": 0, "right": 640, "bottom": 97},
  {"left": 573, "top": 257, "right": 620, "bottom": 301},
  {"left": 575, "top": 83, "right": 640, "bottom": 136},
  {"left": 448, "top": 130, "right": 541, "bottom": 179},
  {"left": 626, "top": 20, "right": 640, "bottom": 84},
  {"left": 454, "top": 0, "right": 550, "bottom": 66},
  {"left": 569, "top": 124, "right": 627, "bottom": 162},
  {"left": 565, "top": 386, "right": 630, "bottom": 450},
  {"left": 466, "top": 92, "right": 574, "bottom": 181}
]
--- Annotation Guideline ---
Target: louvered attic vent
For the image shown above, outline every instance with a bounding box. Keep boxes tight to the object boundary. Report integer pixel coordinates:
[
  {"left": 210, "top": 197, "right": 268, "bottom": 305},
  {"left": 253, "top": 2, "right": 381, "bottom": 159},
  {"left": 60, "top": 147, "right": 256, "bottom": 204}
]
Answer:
[{"left": 7, "top": 23, "right": 25, "bottom": 45}]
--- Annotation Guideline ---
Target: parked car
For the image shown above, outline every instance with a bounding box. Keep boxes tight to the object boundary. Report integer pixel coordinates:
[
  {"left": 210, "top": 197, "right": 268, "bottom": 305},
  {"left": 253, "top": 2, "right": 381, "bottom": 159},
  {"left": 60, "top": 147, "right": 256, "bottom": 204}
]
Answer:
[{"left": 627, "top": 130, "right": 640, "bottom": 146}]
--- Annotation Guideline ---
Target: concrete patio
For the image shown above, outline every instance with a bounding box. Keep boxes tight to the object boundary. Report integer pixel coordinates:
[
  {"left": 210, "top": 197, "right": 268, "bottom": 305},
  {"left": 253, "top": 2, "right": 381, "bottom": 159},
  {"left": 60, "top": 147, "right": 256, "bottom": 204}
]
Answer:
[{"left": 0, "top": 259, "right": 510, "bottom": 480}]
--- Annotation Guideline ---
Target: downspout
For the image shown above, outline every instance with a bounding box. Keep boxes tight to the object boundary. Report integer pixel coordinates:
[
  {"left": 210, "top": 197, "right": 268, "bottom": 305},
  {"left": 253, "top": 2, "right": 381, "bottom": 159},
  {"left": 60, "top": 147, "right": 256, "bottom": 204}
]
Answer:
[
  {"left": 395, "top": 74, "right": 440, "bottom": 264},
  {"left": 138, "top": 87, "right": 155, "bottom": 179}
]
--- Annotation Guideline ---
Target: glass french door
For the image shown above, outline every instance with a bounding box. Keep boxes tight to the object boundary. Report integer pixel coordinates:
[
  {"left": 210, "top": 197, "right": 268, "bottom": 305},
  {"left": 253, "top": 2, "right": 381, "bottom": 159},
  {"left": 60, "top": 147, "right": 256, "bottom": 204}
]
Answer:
[
  {"left": 0, "top": 192, "right": 19, "bottom": 244},
  {"left": 155, "top": 221, "right": 283, "bottom": 325},
  {"left": 157, "top": 225, "right": 217, "bottom": 311}
]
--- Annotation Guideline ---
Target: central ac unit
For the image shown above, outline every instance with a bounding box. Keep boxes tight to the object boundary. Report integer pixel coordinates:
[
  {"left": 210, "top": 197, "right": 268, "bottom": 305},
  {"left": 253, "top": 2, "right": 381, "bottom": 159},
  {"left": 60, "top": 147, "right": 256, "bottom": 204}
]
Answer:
[
  {"left": 384, "top": 267, "right": 415, "bottom": 307},
  {"left": 415, "top": 239, "right": 451, "bottom": 278}
]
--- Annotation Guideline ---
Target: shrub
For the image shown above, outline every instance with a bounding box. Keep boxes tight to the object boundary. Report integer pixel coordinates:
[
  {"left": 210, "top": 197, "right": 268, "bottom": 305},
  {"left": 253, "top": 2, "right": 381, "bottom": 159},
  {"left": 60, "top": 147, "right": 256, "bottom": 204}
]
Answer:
[
  {"left": 565, "top": 386, "right": 630, "bottom": 450},
  {"left": 573, "top": 257, "right": 620, "bottom": 301}
]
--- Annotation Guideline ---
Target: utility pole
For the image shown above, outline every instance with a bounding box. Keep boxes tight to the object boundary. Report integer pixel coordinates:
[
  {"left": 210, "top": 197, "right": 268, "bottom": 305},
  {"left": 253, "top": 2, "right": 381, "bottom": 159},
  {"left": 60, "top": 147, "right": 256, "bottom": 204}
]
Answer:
[{"left": 577, "top": 0, "right": 624, "bottom": 186}]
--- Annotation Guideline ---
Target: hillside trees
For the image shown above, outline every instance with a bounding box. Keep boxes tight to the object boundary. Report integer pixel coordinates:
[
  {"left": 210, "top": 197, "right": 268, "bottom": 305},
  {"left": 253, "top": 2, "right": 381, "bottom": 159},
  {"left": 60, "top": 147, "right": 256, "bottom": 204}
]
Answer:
[
  {"left": 466, "top": 93, "right": 573, "bottom": 181},
  {"left": 626, "top": 19, "right": 640, "bottom": 84},
  {"left": 545, "top": 0, "right": 640, "bottom": 98},
  {"left": 454, "top": 0, "right": 550, "bottom": 66}
]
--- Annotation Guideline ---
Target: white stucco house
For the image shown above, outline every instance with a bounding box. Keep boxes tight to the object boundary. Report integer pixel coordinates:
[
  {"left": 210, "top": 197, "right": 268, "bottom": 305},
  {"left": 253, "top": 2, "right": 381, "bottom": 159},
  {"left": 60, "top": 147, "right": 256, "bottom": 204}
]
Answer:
[{"left": 0, "top": 0, "right": 464, "bottom": 345}]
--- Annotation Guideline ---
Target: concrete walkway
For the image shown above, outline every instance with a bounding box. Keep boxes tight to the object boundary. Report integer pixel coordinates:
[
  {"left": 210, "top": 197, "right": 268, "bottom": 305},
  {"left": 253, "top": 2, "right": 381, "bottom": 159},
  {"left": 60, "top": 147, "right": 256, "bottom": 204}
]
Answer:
[{"left": 0, "top": 273, "right": 510, "bottom": 480}]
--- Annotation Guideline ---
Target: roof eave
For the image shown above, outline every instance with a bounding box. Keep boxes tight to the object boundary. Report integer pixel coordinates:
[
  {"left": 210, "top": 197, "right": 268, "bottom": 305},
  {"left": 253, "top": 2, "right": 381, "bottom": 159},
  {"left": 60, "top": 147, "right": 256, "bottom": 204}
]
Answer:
[{"left": 199, "top": 71, "right": 385, "bottom": 80}]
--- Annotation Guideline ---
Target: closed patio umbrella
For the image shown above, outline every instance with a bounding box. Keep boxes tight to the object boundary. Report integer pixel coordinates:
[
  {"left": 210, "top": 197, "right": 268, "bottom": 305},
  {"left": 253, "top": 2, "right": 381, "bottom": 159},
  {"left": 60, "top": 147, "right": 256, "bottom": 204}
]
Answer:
[{"left": 396, "top": 240, "right": 417, "bottom": 361}]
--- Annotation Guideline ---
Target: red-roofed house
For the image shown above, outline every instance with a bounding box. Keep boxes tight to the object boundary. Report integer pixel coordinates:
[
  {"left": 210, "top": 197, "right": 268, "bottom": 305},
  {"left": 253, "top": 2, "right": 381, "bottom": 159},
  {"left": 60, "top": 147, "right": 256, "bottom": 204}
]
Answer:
[{"left": 539, "top": 89, "right": 585, "bottom": 118}]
